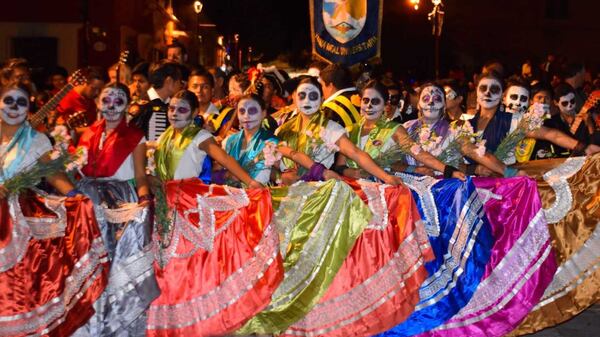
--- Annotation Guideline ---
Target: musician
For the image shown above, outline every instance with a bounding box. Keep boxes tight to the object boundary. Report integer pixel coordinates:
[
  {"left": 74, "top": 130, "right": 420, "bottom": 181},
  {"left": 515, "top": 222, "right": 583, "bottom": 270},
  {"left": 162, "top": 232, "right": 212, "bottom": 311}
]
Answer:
[
  {"left": 187, "top": 68, "right": 219, "bottom": 121},
  {"left": 55, "top": 66, "right": 106, "bottom": 127},
  {"left": 130, "top": 60, "right": 183, "bottom": 141}
]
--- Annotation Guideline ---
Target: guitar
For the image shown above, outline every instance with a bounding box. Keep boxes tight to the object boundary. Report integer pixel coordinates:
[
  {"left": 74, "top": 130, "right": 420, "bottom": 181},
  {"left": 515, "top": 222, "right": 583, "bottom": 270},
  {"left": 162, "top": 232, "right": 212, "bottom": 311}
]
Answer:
[
  {"left": 115, "top": 50, "right": 130, "bottom": 84},
  {"left": 569, "top": 90, "right": 600, "bottom": 135},
  {"left": 29, "top": 69, "right": 87, "bottom": 130}
]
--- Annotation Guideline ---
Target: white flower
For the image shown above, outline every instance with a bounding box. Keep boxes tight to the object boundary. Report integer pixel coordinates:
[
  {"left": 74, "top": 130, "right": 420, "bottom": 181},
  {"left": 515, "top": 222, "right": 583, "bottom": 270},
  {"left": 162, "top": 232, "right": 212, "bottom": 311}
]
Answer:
[
  {"left": 49, "top": 150, "right": 61, "bottom": 160},
  {"left": 305, "top": 130, "right": 313, "bottom": 137},
  {"left": 410, "top": 144, "right": 422, "bottom": 155},
  {"left": 475, "top": 140, "right": 487, "bottom": 157}
]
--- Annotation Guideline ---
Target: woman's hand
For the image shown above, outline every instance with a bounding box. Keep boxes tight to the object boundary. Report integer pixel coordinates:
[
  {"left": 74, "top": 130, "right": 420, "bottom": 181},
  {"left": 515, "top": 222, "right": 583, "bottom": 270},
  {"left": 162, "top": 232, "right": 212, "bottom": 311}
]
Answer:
[
  {"left": 585, "top": 144, "right": 600, "bottom": 155},
  {"left": 452, "top": 170, "right": 466, "bottom": 181},
  {"left": 323, "top": 169, "right": 341, "bottom": 180},
  {"left": 383, "top": 175, "right": 405, "bottom": 186},
  {"left": 0, "top": 185, "right": 7, "bottom": 199},
  {"left": 414, "top": 166, "right": 434, "bottom": 176},
  {"left": 247, "top": 180, "right": 263, "bottom": 189}
]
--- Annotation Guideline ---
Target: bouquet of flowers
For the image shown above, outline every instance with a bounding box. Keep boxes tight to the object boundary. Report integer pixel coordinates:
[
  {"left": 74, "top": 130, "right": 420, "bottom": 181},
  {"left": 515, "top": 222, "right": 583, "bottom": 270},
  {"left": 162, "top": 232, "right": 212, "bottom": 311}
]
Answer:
[
  {"left": 438, "top": 121, "right": 486, "bottom": 166},
  {"left": 494, "top": 103, "right": 549, "bottom": 163},
  {"left": 4, "top": 126, "right": 87, "bottom": 195}
]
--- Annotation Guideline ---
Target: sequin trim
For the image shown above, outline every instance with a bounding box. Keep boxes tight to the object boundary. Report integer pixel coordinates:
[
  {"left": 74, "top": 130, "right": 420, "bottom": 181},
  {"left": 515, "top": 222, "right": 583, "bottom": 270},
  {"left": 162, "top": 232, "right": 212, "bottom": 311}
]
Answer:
[
  {"left": 395, "top": 173, "right": 441, "bottom": 237},
  {"left": 147, "top": 221, "right": 280, "bottom": 330},
  {"left": 438, "top": 211, "right": 549, "bottom": 323},
  {"left": 0, "top": 196, "right": 31, "bottom": 272},
  {"left": 268, "top": 182, "right": 350, "bottom": 309},
  {"left": 416, "top": 192, "right": 485, "bottom": 307},
  {"left": 533, "top": 221, "right": 600, "bottom": 309},
  {"left": 358, "top": 180, "right": 390, "bottom": 230},
  {"left": 284, "top": 232, "right": 428, "bottom": 336},
  {"left": 0, "top": 238, "right": 107, "bottom": 336},
  {"left": 543, "top": 157, "right": 586, "bottom": 224}
]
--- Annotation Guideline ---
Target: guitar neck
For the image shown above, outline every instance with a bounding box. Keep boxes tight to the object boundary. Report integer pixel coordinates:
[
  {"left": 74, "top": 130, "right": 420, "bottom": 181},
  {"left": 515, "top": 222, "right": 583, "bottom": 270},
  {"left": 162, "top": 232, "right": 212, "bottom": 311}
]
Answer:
[{"left": 30, "top": 83, "right": 75, "bottom": 128}]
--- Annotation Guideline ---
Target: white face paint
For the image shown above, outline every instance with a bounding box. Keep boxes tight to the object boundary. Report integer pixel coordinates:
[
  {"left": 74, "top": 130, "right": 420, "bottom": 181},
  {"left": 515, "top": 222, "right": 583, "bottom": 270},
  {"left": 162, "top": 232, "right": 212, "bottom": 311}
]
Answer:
[
  {"left": 419, "top": 86, "right": 445, "bottom": 122},
  {"left": 477, "top": 78, "right": 503, "bottom": 109},
  {"left": 360, "top": 88, "right": 385, "bottom": 121},
  {"left": 557, "top": 92, "right": 576, "bottom": 115},
  {"left": 237, "top": 98, "right": 264, "bottom": 130},
  {"left": 504, "top": 86, "right": 530, "bottom": 114},
  {"left": 99, "top": 87, "right": 127, "bottom": 123},
  {"left": 296, "top": 83, "right": 322, "bottom": 116},
  {"left": 167, "top": 98, "right": 193, "bottom": 129},
  {"left": 0, "top": 88, "right": 29, "bottom": 125}
]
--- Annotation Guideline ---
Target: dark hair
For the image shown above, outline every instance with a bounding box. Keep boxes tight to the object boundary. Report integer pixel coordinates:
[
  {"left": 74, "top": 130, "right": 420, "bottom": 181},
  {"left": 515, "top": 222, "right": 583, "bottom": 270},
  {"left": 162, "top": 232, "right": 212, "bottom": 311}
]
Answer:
[
  {"left": 560, "top": 62, "right": 584, "bottom": 79},
  {"left": 171, "top": 89, "right": 199, "bottom": 112},
  {"left": 505, "top": 76, "right": 530, "bottom": 92},
  {"left": 476, "top": 71, "right": 505, "bottom": 90},
  {"left": 102, "top": 82, "right": 131, "bottom": 105},
  {"left": 208, "top": 66, "right": 226, "bottom": 79},
  {"left": 530, "top": 81, "right": 553, "bottom": 100},
  {"left": 189, "top": 68, "right": 214, "bottom": 88},
  {"left": 418, "top": 82, "right": 446, "bottom": 103},
  {"left": 230, "top": 73, "right": 250, "bottom": 93},
  {"left": 482, "top": 60, "right": 505, "bottom": 79},
  {"left": 0, "top": 82, "right": 31, "bottom": 101},
  {"left": 48, "top": 66, "right": 68, "bottom": 78},
  {"left": 86, "top": 66, "right": 108, "bottom": 83},
  {"left": 320, "top": 64, "right": 353, "bottom": 89},
  {"left": 166, "top": 40, "right": 187, "bottom": 56},
  {"left": 238, "top": 93, "right": 266, "bottom": 110},
  {"left": 297, "top": 76, "right": 323, "bottom": 96},
  {"left": 131, "top": 62, "right": 150, "bottom": 78},
  {"left": 361, "top": 79, "right": 388, "bottom": 100},
  {"left": 554, "top": 82, "right": 575, "bottom": 100},
  {"left": 148, "top": 60, "right": 182, "bottom": 89}
]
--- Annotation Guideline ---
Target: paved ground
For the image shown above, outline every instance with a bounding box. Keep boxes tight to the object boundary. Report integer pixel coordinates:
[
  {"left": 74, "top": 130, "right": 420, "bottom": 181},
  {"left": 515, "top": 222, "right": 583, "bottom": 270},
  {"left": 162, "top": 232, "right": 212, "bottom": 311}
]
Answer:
[{"left": 525, "top": 304, "right": 600, "bottom": 337}]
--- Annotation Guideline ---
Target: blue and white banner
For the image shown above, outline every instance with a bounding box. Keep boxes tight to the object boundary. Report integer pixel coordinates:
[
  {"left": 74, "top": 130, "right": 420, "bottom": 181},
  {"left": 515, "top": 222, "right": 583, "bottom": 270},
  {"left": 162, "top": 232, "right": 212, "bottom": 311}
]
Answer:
[{"left": 310, "top": 0, "right": 382, "bottom": 66}]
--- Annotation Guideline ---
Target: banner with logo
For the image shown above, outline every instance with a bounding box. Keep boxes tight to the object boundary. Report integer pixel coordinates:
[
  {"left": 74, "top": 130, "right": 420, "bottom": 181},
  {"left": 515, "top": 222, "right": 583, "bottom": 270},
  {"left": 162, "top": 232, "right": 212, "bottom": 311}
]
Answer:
[{"left": 310, "top": 0, "right": 383, "bottom": 66}]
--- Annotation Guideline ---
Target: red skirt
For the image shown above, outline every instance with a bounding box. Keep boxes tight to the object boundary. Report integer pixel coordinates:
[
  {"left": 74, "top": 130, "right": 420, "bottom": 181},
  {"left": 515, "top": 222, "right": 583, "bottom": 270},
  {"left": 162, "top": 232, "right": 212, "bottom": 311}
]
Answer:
[
  {"left": 147, "top": 179, "right": 284, "bottom": 337},
  {"left": 0, "top": 192, "right": 109, "bottom": 337}
]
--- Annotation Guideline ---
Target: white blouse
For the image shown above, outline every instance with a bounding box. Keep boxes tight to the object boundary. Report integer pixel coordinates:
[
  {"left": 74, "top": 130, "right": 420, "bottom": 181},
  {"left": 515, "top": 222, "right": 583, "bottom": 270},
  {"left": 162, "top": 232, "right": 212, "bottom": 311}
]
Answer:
[
  {"left": 0, "top": 132, "right": 52, "bottom": 176},
  {"left": 171, "top": 129, "right": 213, "bottom": 180},
  {"left": 107, "top": 137, "right": 147, "bottom": 181}
]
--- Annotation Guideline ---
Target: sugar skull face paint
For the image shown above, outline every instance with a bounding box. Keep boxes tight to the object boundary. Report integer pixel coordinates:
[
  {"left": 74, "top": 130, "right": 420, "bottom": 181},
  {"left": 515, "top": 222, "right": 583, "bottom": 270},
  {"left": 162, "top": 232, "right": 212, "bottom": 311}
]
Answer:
[
  {"left": 296, "top": 83, "right": 322, "bottom": 116},
  {"left": 0, "top": 88, "right": 29, "bottom": 125},
  {"left": 557, "top": 92, "right": 577, "bottom": 115},
  {"left": 99, "top": 87, "right": 127, "bottom": 122},
  {"left": 419, "top": 85, "right": 445, "bottom": 122},
  {"left": 360, "top": 88, "right": 385, "bottom": 121},
  {"left": 237, "top": 98, "right": 264, "bottom": 131},
  {"left": 477, "top": 78, "right": 502, "bottom": 109},
  {"left": 167, "top": 97, "right": 193, "bottom": 129},
  {"left": 504, "top": 86, "right": 530, "bottom": 114}
]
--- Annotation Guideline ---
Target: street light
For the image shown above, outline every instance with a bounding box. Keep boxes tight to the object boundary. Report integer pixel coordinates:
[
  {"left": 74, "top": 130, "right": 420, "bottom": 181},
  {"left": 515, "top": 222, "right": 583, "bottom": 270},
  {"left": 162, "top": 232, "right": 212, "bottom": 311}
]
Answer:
[
  {"left": 411, "top": 0, "right": 444, "bottom": 79},
  {"left": 193, "top": 1, "right": 203, "bottom": 64}
]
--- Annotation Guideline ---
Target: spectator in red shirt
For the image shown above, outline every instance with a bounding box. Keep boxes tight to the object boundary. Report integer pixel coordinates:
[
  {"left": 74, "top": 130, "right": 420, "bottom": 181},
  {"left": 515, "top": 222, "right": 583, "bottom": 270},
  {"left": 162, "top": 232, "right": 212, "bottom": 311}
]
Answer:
[{"left": 56, "top": 66, "right": 106, "bottom": 128}]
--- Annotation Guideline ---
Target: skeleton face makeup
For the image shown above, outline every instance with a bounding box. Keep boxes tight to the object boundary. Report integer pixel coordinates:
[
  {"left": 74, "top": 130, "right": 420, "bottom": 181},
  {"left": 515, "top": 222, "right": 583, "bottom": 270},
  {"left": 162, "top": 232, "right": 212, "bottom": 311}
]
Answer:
[
  {"left": 296, "top": 83, "right": 322, "bottom": 116},
  {"left": 99, "top": 87, "right": 127, "bottom": 123},
  {"left": 360, "top": 88, "right": 385, "bottom": 121},
  {"left": 477, "top": 78, "right": 502, "bottom": 109},
  {"left": 419, "top": 86, "right": 445, "bottom": 122},
  {"left": 237, "top": 98, "right": 264, "bottom": 131},
  {"left": 0, "top": 88, "right": 29, "bottom": 125},
  {"left": 557, "top": 92, "right": 576, "bottom": 115},
  {"left": 504, "top": 86, "right": 530, "bottom": 114},
  {"left": 168, "top": 98, "right": 193, "bottom": 129}
]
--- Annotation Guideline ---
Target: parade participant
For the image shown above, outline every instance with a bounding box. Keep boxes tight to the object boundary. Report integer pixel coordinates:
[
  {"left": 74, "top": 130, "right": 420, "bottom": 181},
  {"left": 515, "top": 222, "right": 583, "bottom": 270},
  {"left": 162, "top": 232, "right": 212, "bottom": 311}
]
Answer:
[
  {"left": 131, "top": 60, "right": 183, "bottom": 141},
  {"left": 74, "top": 82, "right": 158, "bottom": 337},
  {"left": 442, "top": 80, "right": 468, "bottom": 121},
  {"left": 207, "top": 66, "right": 227, "bottom": 100},
  {"left": 466, "top": 72, "right": 600, "bottom": 171},
  {"left": 336, "top": 80, "right": 468, "bottom": 180},
  {"left": 319, "top": 63, "right": 361, "bottom": 130},
  {"left": 560, "top": 61, "right": 587, "bottom": 111},
  {"left": 204, "top": 73, "right": 249, "bottom": 138},
  {"left": 221, "top": 93, "right": 337, "bottom": 185},
  {"left": 187, "top": 68, "right": 219, "bottom": 122},
  {"left": 0, "top": 83, "right": 109, "bottom": 336},
  {"left": 46, "top": 65, "right": 68, "bottom": 96},
  {"left": 383, "top": 82, "right": 404, "bottom": 122},
  {"left": 276, "top": 77, "right": 405, "bottom": 186},
  {"left": 56, "top": 66, "right": 106, "bottom": 127},
  {"left": 108, "top": 62, "right": 132, "bottom": 85},
  {"left": 147, "top": 89, "right": 283, "bottom": 336}
]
